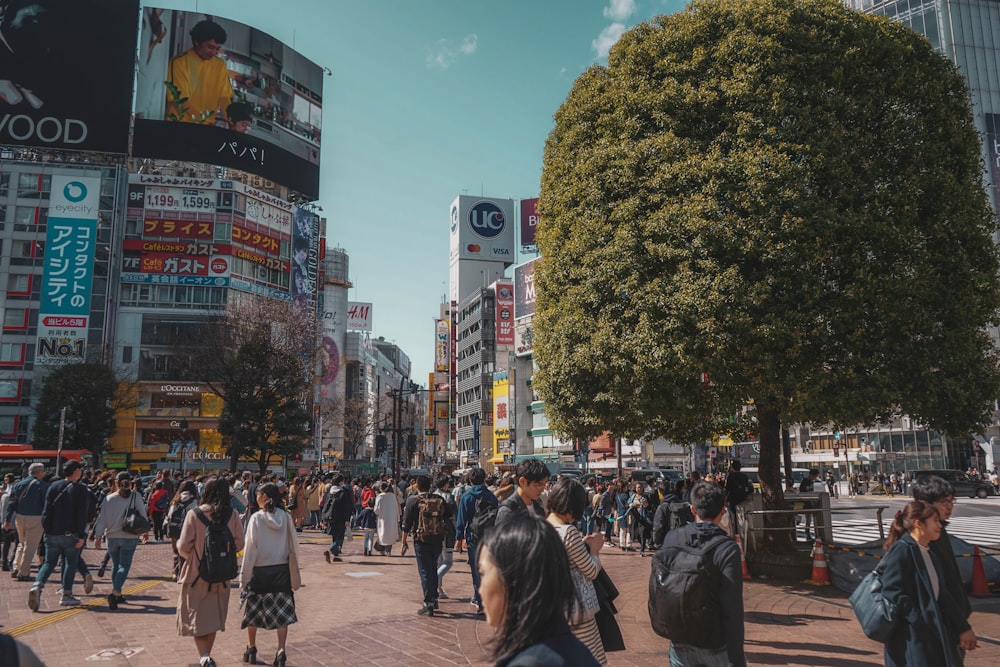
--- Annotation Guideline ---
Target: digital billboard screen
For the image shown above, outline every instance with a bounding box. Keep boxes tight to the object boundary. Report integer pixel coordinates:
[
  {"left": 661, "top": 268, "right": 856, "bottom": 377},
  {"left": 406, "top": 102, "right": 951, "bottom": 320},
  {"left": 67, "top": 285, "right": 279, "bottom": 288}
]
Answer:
[
  {"left": 133, "top": 8, "right": 323, "bottom": 197},
  {"left": 0, "top": 0, "right": 138, "bottom": 153}
]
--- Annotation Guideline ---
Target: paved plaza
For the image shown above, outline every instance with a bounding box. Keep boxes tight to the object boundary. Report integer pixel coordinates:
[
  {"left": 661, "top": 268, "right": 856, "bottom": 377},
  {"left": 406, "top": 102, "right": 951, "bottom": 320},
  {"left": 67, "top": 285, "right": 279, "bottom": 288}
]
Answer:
[{"left": 1, "top": 529, "right": 999, "bottom": 666}]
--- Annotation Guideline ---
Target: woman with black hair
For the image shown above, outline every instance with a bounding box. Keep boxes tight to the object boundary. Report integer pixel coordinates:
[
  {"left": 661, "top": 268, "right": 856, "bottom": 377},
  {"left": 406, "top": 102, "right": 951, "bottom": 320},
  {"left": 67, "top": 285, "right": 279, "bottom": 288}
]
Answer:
[
  {"left": 478, "top": 514, "right": 600, "bottom": 667},
  {"left": 177, "top": 477, "right": 246, "bottom": 667},
  {"left": 546, "top": 478, "right": 606, "bottom": 665},
  {"left": 880, "top": 500, "right": 976, "bottom": 667},
  {"left": 240, "top": 482, "right": 300, "bottom": 667}
]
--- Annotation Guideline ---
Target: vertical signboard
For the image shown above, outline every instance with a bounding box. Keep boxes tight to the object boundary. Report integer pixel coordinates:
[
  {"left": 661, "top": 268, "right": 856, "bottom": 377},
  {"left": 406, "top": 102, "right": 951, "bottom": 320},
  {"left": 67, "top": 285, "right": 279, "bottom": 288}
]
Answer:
[
  {"left": 493, "top": 371, "right": 510, "bottom": 458},
  {"left": 37, "top": 176, "right": 100, "bottom": 364},
  {"left": 987, "top": 114, "right": 1000, "bottom": 217},
  {"left": 495, "top": 281, "right": 514, "bottom": 346},
  {"left": 520, "top": 197, "right": 539, "bottom": 247},
  {"left": 514, "top": 258, "right": 539, "bottom": 320},
  {"left": 291, "top": 207, "right": 319, "bottom": 313},
  {"left": 435, "top": 319, "right": 449, "bottom": 373}
]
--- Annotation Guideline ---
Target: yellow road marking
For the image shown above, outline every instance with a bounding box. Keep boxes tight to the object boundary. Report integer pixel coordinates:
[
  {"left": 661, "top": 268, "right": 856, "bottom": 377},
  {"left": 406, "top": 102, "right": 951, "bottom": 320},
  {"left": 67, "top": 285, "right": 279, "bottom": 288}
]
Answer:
[{"left": 6, "top": 575, "right": 173, "bottom": 638}]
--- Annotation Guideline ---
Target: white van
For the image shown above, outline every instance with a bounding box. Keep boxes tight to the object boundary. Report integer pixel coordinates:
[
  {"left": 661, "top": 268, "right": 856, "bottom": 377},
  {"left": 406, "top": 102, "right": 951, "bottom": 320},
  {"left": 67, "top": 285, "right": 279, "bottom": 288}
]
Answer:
[{"left": 741, "top": 467, "right": 811, "bottom": 492}]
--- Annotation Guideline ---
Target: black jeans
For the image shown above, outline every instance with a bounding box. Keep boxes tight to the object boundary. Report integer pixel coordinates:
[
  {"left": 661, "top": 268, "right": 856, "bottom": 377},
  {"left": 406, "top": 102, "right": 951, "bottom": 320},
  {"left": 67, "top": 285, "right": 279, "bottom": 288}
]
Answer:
[{"left": 413, "top": 539, "right": 443, "bottom": 607}]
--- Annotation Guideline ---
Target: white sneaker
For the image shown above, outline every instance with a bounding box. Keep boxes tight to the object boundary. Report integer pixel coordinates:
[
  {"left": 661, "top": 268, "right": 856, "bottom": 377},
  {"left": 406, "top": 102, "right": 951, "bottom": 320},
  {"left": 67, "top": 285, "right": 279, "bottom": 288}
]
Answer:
[{"left": 59, "top": 595, "right": 81, "bottom": 606}]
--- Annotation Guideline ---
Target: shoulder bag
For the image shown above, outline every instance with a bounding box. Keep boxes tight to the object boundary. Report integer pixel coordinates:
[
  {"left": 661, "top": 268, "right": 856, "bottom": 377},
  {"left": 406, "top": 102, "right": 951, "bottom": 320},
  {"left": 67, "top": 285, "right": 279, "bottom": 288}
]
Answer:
[
  {"left": 121, "top": 493, "right": 150, "bottom": 535},
  {"left": 554, "top": 523, "right": 600, "bottom": 624},
  {"left": 848, "top": 562, "right": 898, "bottom": 642}
]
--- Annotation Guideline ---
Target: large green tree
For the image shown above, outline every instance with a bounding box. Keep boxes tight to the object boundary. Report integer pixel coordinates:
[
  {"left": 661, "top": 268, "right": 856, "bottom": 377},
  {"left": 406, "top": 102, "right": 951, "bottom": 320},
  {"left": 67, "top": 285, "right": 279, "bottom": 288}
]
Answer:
[
  {"left": 534, "top": 0, "right": 1000, "bottom": 521},
  {"left": 32, "top": 363, "right": 130, "bottom": 456}
]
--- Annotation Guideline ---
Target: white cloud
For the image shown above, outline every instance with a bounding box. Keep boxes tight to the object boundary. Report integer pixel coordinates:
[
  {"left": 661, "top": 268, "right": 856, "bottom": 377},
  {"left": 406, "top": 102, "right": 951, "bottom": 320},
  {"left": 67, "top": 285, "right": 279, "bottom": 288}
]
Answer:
[
  {"left": 426, "top": 33, "right": 478, "bottom": 69},
  {"left": 603, "top": 0, "right": 637, "bottom": 21},
  {"left": 593, "top": 0, "right": 637, "bottom": 58},
  {"left": 592, "top": 23, "right": 627, "bottom": 58}
]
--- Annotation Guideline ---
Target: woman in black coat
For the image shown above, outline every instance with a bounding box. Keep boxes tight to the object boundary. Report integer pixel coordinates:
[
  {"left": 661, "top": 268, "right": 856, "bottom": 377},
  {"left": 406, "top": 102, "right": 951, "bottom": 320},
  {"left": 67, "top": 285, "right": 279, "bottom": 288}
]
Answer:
[{"left": 880, "top": 500, "right": 978, "bottom": 667}]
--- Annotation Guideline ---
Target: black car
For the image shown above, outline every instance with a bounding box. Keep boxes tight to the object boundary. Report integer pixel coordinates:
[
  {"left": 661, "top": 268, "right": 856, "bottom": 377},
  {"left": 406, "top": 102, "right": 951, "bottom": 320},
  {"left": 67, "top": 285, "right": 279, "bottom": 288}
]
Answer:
[{"left": 913, "top": 469, "right": 994, "bottom": 498}]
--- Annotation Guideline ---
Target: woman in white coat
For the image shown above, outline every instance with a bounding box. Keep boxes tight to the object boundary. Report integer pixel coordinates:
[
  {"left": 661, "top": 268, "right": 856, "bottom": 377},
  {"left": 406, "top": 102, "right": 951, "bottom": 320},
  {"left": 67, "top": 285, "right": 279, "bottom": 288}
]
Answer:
[{"left": 372, "top": 482, "right": 400, "bottom": 556}]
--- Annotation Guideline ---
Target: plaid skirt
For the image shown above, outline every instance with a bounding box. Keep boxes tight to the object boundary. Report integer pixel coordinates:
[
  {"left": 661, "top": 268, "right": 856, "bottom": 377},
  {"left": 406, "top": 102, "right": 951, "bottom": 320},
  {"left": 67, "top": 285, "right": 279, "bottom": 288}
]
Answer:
[{"left": 241, "top": 591, "right": 297, "bottom": 630}]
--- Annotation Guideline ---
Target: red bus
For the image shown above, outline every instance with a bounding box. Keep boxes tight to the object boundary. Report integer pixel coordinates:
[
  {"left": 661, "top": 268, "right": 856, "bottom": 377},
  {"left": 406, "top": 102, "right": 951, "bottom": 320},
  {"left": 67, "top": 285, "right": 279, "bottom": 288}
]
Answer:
[{"left": 0, "top": 445, "right": 93, "bottom": 477}]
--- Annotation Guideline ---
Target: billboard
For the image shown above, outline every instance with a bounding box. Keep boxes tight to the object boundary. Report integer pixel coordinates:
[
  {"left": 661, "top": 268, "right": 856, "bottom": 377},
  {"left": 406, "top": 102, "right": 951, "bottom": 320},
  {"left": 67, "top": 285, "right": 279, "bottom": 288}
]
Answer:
[
  {"left": 520, "top": 198, "right": 539, "bottom": 247},
  {"left": 0, "top": 1, "right": 138, "bottom": 153},
  {"left": 449, "top": 196, "right": 516, "bottom": 265},
  {"left": 133, "top": 9, "right": 323, "bottom": 197},
  {"left": 346, "top": 302, "right": 373, "bottom": 331},
  {"left": 36, "top": 176, "right": 99, "bottom": 364},
  {"left": 495, "top": 281, "right": 514, "bottom": 346},
  {"left": 514, "top": 258, "right": 539, "bottom": 320}
]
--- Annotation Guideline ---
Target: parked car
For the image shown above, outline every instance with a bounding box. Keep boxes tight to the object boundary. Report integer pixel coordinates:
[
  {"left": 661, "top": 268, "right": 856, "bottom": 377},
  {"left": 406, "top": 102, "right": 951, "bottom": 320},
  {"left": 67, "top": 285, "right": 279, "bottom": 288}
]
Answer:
[{"left": 913, "top": 469, "right": 995, "bottom": 498}]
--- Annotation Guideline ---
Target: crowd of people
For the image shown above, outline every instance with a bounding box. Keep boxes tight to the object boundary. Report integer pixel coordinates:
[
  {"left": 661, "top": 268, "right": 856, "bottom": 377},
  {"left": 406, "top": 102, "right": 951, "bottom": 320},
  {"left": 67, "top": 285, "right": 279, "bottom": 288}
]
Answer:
[{"left": 0, "top": 461, "right": 987, "bottom": 666}]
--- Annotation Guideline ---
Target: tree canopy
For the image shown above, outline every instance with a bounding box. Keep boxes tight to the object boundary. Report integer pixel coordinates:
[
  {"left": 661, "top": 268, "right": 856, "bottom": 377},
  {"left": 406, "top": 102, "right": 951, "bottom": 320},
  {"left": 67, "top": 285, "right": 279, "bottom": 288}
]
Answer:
[
  {"left": 32, "top": 363, "right": 129, "bottom": 455},
  {"left": 533, "top": 0, "right": 1000, "bottom": 509},
  {"left": 193, "top": 299, "right": 313, "bottom": 473}
]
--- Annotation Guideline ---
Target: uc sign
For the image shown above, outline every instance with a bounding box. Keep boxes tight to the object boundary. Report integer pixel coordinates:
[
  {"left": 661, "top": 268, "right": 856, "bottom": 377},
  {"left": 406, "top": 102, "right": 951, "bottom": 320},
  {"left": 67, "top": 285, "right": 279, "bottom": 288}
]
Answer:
[{"left": 468, "top": 201, "right": 505, "bottom": 239}]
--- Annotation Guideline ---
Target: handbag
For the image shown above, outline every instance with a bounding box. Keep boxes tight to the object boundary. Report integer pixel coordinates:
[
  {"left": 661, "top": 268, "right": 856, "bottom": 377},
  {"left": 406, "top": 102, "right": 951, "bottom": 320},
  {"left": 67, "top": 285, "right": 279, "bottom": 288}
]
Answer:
[
  {"left": 848, "top": 563, "right": 899, "bottom": 642},
  {"left": 554, "top": 524, "right": 600, "bottom": 624},
  {"left": 286, "top": 513, "right": 301, "bottom": 591},
  {"left": 121, "top": 494, "right": 150, "bottom": 535},
  {"left": 247, "top": 563, "right": 292, "bottom": 594}
]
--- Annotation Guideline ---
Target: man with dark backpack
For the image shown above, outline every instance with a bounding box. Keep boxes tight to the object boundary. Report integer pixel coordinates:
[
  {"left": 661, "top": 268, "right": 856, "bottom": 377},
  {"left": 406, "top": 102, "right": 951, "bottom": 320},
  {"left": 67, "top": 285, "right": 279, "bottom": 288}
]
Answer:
[
  {"left": 454, "top": 467, "right": 497, "bottom": 615},
  {"left": 400, "top": 475, "right": 452, "bottom": 616},
  {"left": 320, "top": 474, "right": 352, "bottom": 563},
  {"left": 648, "top": 481, "right": 746, "bottom": 666}
]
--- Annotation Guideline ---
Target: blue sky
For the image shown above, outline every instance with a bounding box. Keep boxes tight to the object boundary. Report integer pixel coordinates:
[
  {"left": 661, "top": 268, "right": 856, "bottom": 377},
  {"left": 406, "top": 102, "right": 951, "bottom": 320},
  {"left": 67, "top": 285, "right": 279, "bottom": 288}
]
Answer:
[{"left": 156, "top": 0, "right": 685, "bottom": 380}]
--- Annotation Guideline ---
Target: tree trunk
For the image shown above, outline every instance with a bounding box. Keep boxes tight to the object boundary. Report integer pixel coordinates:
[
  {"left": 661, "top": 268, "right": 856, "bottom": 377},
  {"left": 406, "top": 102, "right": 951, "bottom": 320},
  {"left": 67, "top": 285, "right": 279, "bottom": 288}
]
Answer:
[{"left": 756, "top": 400, "right": 792, "bottom": 551}]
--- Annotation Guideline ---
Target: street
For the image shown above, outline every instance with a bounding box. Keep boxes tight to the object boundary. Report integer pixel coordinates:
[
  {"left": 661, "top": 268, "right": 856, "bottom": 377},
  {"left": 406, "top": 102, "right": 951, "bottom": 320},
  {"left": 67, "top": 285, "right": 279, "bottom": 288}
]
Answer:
[{"left": 2, "top": 523, "right": 999, "bottom": 666}]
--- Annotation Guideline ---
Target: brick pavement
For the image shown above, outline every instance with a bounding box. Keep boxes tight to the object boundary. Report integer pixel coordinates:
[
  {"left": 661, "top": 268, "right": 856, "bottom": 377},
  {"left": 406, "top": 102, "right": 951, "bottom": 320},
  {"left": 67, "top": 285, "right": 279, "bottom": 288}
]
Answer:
[{"left": 1, "top": 531, "right": 999, "bottom": 666}]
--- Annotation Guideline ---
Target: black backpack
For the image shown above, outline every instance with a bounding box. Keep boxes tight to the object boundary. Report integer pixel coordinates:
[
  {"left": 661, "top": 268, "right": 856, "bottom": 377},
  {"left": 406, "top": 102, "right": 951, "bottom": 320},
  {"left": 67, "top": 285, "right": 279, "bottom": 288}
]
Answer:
[
  {"left": 648, "top": 532, "right": 731, "bottom": 647},
  {"left": 192, "top": 507, "right": 238, "bottom": 584},
  {"left": 165, "top": 498, "right": 195, "bottom": 539},
  {"left": 470, "top": 496, "right": 498, "bottom": 543}
]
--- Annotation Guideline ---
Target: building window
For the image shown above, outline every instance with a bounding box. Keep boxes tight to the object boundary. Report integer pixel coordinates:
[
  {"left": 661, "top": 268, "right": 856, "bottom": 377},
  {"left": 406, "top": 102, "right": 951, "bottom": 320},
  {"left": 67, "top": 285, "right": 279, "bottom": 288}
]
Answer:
[
  {"left": 0, "top": 416, "right": 15, "bottom": 436},
  {"left": 3, "top": 308, "right": 28, "bottom": 329},
  {"left": 0, "top": 380, "right": 19, "bottom": 400},
  {"left": 6, "top": 274, "right": 30, "bottom": 294},
  {"left": 122, "top": 346, "right": 133, "bottom": 363},
  {"left": 11, "top": 240, "right": 33, "bottom": 257},
  {"left": 0, "top": 343, "right": 23, "bottom": 364}
]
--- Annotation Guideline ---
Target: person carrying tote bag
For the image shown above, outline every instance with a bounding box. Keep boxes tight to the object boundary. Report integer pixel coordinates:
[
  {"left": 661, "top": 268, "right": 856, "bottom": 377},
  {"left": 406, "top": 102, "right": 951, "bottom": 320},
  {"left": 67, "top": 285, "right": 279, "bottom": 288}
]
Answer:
[{"left": 239, "top": 482, "right": 301, "bottom": 667}]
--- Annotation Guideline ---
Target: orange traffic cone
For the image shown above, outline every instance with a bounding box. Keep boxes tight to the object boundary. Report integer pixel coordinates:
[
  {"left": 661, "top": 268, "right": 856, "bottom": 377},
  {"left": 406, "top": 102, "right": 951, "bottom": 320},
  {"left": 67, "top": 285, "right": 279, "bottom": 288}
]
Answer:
[
  {"left": 736, "top": 535, "right": 750, "bottom": 581},
  {"left": 971, "top": 546, "right": 992, "bottom": 598},
  {"left": 805, "top": 538, "right": 831, "bottom": 586}
]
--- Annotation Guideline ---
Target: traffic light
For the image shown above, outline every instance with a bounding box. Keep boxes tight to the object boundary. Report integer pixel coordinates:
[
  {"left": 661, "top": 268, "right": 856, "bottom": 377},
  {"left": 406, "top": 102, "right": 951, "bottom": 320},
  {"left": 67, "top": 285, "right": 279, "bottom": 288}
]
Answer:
[
  {"left": 406, "top": 434, "right": 417, "bottom": 453},
  {"left": 375, "top": 435, "right": 387, "bottom": 455}
]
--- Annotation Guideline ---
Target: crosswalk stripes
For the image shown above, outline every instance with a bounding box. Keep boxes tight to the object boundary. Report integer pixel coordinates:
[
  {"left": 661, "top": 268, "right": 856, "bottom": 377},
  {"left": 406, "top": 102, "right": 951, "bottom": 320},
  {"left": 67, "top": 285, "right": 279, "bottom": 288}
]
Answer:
[{"left": 798, "top": 515, "right": 1000, "bottom": 549}]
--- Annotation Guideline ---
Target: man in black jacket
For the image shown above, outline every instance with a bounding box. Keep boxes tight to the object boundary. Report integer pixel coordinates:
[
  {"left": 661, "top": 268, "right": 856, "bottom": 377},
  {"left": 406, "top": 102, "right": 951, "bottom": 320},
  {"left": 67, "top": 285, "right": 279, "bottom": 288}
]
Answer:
[
  {"left": 28, "top": 461, "right": 89, "bottom": 610},
  {"left": 650, "top": 481, "right": 746, "bottom": 666},
  {"left": 912, "top": 475, "right": 978, "bottom": 657},
  {"left": 494, "top": 459, "right": 549, "bottom": 525}
]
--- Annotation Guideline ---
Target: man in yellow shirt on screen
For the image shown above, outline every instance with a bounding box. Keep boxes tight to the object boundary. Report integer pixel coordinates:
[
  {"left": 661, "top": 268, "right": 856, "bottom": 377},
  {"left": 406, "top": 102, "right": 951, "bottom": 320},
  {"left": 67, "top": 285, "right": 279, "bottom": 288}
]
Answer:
[{"left": 166, "top": 20, "right": 233, "bottom": 125}]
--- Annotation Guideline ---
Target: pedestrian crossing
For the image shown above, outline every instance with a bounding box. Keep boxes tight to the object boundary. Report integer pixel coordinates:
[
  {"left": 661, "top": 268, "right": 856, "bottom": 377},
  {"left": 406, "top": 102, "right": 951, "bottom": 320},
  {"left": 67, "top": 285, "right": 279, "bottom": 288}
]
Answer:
[{"left": 813, "top": 516, "right": 1000, "bottom": 549}]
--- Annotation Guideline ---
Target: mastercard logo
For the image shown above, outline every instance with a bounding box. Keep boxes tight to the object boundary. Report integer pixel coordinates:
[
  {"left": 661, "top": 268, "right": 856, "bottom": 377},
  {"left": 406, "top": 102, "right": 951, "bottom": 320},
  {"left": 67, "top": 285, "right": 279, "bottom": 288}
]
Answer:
[{"left": 467, "top": 244, "right": 481, "bottom": 253}]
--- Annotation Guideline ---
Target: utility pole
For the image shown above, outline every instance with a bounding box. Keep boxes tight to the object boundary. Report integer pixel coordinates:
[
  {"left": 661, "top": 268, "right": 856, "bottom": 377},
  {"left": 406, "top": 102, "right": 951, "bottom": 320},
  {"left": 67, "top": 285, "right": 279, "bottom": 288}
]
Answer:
[
  {"left": 56, "top": 406, "right": 66, "bottom": 476},
  {"left": 392, "top": 375, "right": 405, "bottom": 478}
]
